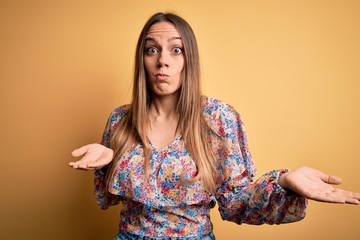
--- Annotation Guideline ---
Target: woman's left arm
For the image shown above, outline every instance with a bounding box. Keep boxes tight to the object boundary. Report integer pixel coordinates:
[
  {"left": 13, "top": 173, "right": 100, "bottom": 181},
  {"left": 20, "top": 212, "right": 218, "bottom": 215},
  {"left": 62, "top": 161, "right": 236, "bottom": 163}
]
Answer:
[
  {"left": 206, "top": 99, "right": 359, "bottom": 225},
  {"left": 208, "top": 100, "right": 307, "bottom": 224}
]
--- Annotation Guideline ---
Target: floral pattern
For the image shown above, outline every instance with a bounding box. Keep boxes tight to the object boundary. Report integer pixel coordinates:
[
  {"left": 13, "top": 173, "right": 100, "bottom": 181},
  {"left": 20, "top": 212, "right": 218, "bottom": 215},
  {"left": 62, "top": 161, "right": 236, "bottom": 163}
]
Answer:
[{"left": 94, "top": 96, "right": 307, "bottom": 238}]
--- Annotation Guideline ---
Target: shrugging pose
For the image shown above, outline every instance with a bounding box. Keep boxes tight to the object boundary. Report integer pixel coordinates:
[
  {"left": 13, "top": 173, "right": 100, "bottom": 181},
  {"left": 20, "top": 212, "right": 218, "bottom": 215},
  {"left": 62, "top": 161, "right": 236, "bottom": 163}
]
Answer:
[{"left": 69, "top": 12, "right": 360, "bottom": 240}]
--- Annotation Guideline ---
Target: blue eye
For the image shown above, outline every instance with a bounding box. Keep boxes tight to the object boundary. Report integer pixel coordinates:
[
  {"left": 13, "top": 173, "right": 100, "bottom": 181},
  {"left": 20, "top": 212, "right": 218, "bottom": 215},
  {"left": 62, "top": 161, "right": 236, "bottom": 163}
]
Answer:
[
  {"left": 173, "top": 47, "right": 183, "bottom": 54},
  {"left": 145, "top": 47, "right": 158, "bottom": 55}
]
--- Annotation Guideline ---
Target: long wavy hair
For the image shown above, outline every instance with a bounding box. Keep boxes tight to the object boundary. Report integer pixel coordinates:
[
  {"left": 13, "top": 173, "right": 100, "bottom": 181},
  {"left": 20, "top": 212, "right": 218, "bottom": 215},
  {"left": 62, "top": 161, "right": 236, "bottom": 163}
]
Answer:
[{"left": 107, "top": 12, "right": 217, "bottom": 194}]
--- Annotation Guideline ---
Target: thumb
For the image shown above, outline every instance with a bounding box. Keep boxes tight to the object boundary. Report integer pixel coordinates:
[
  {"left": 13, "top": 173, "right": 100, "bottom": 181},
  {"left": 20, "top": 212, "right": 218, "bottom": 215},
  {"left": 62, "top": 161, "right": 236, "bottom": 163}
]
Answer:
[
  {"left": 71, "top": 145, "right": 89, "bottom": 157},
  {"left": 321, "top": 173, "right": 342, "bottom": 185}
]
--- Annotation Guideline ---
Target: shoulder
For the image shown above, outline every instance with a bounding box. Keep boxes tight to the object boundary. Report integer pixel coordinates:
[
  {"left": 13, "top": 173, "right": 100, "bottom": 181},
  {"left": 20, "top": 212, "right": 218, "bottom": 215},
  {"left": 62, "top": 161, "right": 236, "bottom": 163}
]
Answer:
[
  {"left": 201, "top": 96, "right": 239, "bottom": 119},
  {"left": 107, "top": 104, "right": 130, "bottom": 128},
  {"left": 101, "top": 104, "right": 129, "bottom": 145},
  {"left": 201, "top": 96, "right": 244, "bottom": 138}
]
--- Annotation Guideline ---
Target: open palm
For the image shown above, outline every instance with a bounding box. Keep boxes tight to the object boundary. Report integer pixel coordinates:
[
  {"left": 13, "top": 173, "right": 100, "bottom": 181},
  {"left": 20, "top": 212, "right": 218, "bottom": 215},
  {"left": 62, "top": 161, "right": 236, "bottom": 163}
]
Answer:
[
  {"left": 280, "top": 167, "right": 360, "bottom": 204},
  {"left": 68, "top": 143, "right": 114, "bottom": 170}
]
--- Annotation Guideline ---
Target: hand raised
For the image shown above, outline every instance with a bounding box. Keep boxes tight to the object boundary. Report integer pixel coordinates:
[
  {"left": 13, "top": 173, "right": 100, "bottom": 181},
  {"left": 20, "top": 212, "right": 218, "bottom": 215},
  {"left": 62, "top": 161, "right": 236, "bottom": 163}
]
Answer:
[
  {"left": 68, "top": 143, "right": 114, "bottom": 171},
  {"left": 279, "top": 166, "right": 360, "bottom": 204}
]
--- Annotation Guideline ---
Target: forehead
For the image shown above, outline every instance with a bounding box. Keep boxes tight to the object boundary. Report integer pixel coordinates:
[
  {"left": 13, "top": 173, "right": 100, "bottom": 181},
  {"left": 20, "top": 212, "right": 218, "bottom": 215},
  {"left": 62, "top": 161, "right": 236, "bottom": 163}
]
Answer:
[{"left": 146, "top": 21, "right": 180, "bottom": 37}]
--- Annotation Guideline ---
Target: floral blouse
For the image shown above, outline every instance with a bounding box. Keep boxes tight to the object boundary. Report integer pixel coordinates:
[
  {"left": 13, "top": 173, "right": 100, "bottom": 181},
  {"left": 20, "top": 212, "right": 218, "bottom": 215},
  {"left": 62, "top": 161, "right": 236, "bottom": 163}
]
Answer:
[{"left": 94, "top": 96, "right": 307, "bottom": 238}]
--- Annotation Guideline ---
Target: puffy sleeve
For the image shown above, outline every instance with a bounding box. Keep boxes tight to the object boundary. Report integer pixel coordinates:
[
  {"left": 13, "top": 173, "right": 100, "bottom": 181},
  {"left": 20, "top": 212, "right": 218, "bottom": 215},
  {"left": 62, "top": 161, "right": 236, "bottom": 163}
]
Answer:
[
  {"left": 93, "top": 106, "right": 127, "bottom": 210},
  {"left": 203, "top": 97, "right": 307, "bottom": 225}
]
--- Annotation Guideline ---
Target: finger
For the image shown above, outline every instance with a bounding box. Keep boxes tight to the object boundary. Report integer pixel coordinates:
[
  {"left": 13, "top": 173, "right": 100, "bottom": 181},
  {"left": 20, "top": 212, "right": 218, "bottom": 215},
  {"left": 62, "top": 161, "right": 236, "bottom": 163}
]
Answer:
[
  {"left": 320, "top": 192, "right": 346, "bottom": 204},
  {"left": 71, "top": 145, "right": 90, "bottom": 157},
  {"left": 327, "top": 175, "right": 342, "bottom": 185},
  {"left": 320, "top": 172, "right": 342, "bottom": 185},
  {"left": 68, "top": 161, "right": 78, "bottom": 167},
  {"left": 68, "top": 160, "right": 87, "bottom": 167},
  {"left": 341, "top": 190, "right": 360, "bottom": 205},
  {"left": 321, "top": 189, "right": 360, "bottom": 204},
  {"left": 68, "top": 163, "right": 87, "bottom": 170},
  {"left": 71, "top": 162, "right": 92, "bottom": 170},
  {"left": 68, "top": 161, "right": 84, "bottom": 169},
  {"left": 86, "top": 159, "right": 108, "bottom": 168},
  {"left": 345, "top": 198, "right": 360, "bottom": 205},
  {"left": 73, "top": 166, "right": 94, "bottom": 171},
  {"left": 69, "top": 152, "right": 96, "bottom": 169}
]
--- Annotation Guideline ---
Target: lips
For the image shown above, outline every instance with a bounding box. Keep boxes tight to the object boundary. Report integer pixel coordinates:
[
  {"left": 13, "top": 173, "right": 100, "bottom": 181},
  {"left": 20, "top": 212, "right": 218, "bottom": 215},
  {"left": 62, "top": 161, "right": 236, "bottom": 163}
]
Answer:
[{"left": 155, "top": 73, "right": 169, "bottom": 81}]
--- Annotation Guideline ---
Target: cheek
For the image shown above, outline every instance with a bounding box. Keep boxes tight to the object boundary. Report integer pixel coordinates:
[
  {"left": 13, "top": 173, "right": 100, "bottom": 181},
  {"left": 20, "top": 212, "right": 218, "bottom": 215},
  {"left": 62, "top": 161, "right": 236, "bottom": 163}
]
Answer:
[
  {"left": 144, "top": 56, "right": 157, "bottom": 73},
  {"left": 177, "top": 58, "right": 185, "bottom": 73},
  {"left": 143, "top": 57, "right": 151, "bottom": 72}
]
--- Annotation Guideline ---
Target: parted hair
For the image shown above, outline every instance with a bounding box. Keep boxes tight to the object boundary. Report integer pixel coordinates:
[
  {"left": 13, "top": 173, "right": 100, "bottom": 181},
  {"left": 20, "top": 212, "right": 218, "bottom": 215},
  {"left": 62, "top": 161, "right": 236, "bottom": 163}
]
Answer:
[{"left": 106, "top": 12, "right": 218, "bottom": 194}]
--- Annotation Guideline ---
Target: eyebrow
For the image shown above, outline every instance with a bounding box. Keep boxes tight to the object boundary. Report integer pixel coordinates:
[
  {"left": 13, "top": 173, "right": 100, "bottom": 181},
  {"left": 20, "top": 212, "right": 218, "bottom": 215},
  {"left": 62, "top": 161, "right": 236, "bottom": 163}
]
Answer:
[{"left": 144, "top": 36, "right": 182, "bottom": 43}]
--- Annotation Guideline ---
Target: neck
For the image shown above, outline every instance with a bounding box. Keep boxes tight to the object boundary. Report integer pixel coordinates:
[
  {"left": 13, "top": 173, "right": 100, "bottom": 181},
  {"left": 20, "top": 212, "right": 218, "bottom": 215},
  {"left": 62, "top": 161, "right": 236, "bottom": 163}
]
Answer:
[{"left": 149, "top": 93, "right": 179, "bottom": 118}]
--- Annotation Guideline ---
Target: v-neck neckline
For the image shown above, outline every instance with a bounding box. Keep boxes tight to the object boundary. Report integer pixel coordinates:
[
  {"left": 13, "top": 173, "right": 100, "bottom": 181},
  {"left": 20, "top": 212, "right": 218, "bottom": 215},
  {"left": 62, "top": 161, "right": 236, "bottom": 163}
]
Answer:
[{"left": 148, "top": 134, "right": 183, "bottom": 152}]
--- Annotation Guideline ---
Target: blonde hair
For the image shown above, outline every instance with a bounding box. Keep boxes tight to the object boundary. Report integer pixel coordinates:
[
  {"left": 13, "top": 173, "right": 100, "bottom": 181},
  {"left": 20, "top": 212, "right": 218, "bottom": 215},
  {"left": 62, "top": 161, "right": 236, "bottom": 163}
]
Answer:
[{"left": 107, "top": 12, "right": 217, "bottom": 194}]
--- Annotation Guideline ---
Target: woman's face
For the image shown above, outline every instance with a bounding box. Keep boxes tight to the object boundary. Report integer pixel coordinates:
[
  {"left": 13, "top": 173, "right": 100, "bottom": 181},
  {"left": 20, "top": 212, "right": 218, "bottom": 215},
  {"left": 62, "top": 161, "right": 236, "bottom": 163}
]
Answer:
[{"left": 144, "top": 21, "right": 185, "bottom": 97}]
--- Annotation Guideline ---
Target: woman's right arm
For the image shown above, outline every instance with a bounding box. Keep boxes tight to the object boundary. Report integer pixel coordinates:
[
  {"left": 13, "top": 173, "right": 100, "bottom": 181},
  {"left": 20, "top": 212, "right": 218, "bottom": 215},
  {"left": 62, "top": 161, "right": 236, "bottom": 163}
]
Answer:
[
  {"left": 69, "top": 107, "right": 126, "bottom": 209},
  {"left": 70, "top": 143, "right": 122, "bottom": 209},
  {"left": 70, "top": 143, "right": 121, "bottom": 209}
]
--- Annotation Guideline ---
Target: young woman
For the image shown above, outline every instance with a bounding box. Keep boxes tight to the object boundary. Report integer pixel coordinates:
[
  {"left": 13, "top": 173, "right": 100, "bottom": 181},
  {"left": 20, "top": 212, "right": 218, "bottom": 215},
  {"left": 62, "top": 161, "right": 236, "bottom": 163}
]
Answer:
[{"left": 69, "top": 12, "right": 360, "bottom": 240}]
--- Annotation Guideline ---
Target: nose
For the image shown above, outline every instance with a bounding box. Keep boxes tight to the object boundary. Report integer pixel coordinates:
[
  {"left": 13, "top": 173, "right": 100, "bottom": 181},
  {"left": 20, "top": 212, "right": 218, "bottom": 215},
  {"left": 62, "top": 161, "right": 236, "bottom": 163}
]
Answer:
[{"left": 157, "top": 51, "right": 169, "bottom": 68}]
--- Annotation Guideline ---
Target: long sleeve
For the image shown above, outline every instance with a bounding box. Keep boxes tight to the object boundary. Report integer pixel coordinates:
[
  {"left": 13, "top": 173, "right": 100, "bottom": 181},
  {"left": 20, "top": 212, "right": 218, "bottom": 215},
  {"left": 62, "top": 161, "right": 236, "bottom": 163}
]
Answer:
[
  {"left": 93, "top": 107, "right": 127, "bottom": 210},
  {"left": 203, "top": 97, "right": 307, "bottom": 225},
  {"left": 216, "top": 169, "right": 307, "bottom": 225}
]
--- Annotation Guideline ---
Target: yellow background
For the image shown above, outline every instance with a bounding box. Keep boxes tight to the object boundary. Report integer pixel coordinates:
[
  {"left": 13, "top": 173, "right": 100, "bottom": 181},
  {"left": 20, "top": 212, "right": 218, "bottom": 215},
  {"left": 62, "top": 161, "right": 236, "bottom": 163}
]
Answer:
[{"left": 1, "top": 0, "right": 359, "bottom": 239}]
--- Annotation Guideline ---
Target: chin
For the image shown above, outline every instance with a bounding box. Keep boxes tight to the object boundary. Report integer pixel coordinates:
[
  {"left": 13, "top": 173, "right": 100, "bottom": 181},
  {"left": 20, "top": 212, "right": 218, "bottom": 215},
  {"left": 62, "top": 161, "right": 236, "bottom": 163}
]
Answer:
[{"left": 152, "top": 89, "right": 181, "bottom": 97}]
